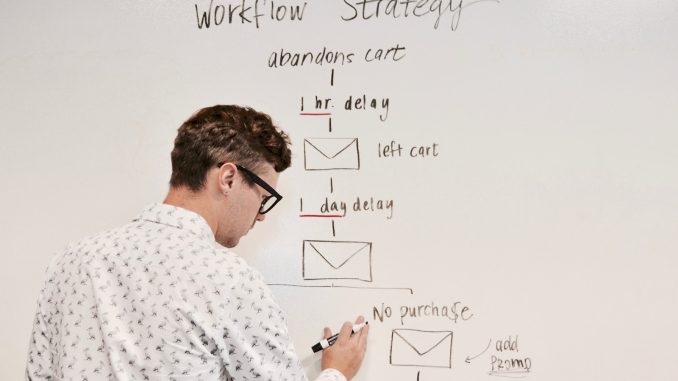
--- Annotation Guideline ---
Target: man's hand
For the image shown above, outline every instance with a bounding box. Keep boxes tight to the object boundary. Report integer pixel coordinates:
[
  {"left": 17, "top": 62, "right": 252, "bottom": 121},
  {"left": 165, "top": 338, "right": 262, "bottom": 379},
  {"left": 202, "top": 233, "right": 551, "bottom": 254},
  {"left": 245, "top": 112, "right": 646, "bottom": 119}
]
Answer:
[{"left": 320, "top": 315, "right": 369, "bottom": 381}]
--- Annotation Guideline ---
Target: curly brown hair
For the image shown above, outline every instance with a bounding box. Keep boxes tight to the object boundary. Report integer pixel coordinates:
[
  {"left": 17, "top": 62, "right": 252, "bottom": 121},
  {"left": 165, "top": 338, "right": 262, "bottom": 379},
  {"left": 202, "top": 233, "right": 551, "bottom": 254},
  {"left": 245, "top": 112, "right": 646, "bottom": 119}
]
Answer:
[{"left": 169, "top": 105, "right": 292, "bottom": 191}]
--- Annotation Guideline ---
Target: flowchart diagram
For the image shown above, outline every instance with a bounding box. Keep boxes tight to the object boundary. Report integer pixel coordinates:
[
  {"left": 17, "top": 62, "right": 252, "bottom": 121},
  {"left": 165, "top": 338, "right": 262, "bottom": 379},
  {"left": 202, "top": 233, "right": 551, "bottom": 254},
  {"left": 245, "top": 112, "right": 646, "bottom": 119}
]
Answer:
[{"left": 267, "top": 63, "right": 533, "bottom": 378}]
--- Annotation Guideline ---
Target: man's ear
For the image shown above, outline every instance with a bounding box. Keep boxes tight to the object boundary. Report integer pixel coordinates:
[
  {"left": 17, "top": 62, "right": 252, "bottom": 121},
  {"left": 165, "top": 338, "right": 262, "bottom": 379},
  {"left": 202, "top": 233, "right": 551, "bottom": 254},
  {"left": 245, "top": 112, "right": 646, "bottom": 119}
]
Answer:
[{"left": 217, "top": 162, "right": 238, "bottom": 195}]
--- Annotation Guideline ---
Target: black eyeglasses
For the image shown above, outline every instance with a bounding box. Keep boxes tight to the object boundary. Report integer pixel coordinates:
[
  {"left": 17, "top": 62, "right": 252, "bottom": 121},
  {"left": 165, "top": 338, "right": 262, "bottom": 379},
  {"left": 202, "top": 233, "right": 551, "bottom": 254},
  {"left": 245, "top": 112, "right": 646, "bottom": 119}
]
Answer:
[{"left": 216, "top": 163, "right": 282, "bottom": 214}]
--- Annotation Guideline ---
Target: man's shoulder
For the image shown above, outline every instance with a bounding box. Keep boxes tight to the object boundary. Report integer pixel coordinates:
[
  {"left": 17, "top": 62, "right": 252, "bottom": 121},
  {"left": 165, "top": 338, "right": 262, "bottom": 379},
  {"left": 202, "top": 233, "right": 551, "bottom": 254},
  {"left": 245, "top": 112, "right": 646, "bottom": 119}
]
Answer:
[
  {"left": 61, "top": 219, "right": 142, "bottom": 252},
  {"left": 45, "top": 220, "right": 141, "bottom": 269},
  {"left": 209, "top": 246, "right": 262, "bottom": 281}
]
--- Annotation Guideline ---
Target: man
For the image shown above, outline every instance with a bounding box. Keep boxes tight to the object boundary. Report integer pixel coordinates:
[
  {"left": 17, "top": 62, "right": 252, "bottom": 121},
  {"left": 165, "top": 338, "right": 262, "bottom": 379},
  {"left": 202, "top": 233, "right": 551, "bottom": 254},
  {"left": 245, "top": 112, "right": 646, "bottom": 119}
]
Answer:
[{"left": 26, "top": 105, "right": 368, "bottom": 380}]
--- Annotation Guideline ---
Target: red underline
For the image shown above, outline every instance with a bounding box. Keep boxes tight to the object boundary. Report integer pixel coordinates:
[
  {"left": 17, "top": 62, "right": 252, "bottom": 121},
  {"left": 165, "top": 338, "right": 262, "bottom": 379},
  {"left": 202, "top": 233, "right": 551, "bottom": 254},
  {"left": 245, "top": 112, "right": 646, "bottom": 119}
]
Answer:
[
  {"left": 299, "top": 113, "right": 332, "bottom": 116},
  {"left": 299, "top": 214, "right": 344, "bottom": 218}
]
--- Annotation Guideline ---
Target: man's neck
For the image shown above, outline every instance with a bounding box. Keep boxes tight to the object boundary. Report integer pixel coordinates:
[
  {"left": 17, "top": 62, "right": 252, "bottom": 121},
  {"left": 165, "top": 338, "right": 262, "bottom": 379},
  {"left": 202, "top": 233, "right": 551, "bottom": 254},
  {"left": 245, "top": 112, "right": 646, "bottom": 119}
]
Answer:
[{"left": 163, "top": 187, "right": 218, "bottom": 236}]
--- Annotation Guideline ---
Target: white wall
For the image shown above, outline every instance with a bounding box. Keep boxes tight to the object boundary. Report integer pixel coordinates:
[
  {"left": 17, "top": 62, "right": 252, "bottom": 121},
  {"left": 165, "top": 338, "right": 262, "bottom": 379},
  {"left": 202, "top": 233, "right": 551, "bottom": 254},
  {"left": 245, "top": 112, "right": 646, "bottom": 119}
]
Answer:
[{"left": 2, "top": 0, "right": 677, "bottom": 379}]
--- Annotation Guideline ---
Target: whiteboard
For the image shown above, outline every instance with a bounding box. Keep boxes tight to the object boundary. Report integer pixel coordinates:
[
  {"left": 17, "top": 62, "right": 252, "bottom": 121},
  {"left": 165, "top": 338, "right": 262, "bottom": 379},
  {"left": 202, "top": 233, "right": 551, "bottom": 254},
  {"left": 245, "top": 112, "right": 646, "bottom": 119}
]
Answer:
[{"left": 2, "top": 0, "right": 677, "bottom": 380}]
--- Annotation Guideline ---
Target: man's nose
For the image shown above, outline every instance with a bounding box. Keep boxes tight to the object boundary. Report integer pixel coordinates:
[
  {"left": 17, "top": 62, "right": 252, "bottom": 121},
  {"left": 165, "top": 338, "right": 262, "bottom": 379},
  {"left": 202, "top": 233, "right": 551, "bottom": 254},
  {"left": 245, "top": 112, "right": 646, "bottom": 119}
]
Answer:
[{"left": 256, "top": 213, "right": 266, "bottom": 222}]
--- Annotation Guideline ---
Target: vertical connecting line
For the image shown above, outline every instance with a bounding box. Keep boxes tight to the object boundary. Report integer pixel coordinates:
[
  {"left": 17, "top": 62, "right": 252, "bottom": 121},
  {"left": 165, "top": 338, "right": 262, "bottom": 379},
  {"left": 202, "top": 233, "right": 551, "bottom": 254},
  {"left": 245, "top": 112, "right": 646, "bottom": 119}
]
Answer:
[
  {"left": 329, "top": 118, "right": 332, "bottom": 132},
  {"left": 330, "top": 68, "right": 335, "bottom": 86},
  {"left": 299, "top": 198, "right": 303, "bottom": 212},
  {"left": 330, "top": 177, "right": 334, "bottom": 193},
  {"left": 331, "top": 220, "right": 336, "bottom": 237}
]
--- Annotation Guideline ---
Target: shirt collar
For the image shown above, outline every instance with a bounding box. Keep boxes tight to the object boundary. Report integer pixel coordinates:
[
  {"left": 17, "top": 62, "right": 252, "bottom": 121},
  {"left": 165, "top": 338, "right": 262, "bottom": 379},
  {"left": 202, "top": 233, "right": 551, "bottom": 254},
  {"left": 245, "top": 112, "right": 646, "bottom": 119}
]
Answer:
[{"left": 134, "top": 203, "right": 215, "bottom": 242}]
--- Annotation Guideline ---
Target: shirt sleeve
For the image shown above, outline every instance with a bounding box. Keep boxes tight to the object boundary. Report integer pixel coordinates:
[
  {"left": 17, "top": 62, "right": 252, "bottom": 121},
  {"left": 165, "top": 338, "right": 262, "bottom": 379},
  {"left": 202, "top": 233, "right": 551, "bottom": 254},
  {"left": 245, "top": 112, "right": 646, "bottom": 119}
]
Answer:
[
  {"left": 25, "top": 250, "right": 67, "bottom": 381},
  {"left": 25, "top": 285, "right": 54, "bottom": 380},
  {"left": 208, "top": 260, "right": 313, "bottom": 381},
  {"left": 203, "top": 254, "right": 351, "bottom": 381},
  {"left": 314, "top": 368, "right": 348, "bottom": 381}
]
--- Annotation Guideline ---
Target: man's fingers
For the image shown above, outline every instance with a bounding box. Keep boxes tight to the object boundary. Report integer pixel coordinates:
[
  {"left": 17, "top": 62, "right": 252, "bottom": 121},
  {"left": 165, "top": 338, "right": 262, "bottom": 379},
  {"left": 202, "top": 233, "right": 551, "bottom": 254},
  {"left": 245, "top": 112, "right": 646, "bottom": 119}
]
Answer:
[
  {"left": 336, "top": 321, "right": 353, "bottom": 344},
  {"left": 358, "top": 323, "right": 369, "bottom": 350},
  {"left": 326, "top": 317, "right": 368, "bottom": 347},
  {"left": 351, "top": 315, "right": 366, "bottom": 343}
]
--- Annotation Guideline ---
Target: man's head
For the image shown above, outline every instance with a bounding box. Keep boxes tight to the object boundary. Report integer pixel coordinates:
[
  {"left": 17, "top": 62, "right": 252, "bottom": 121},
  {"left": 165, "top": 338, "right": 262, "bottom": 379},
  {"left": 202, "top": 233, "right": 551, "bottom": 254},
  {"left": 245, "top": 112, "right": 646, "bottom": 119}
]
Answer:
[{"left": 167, "top": 105, "right": 292, "bottom": 248}]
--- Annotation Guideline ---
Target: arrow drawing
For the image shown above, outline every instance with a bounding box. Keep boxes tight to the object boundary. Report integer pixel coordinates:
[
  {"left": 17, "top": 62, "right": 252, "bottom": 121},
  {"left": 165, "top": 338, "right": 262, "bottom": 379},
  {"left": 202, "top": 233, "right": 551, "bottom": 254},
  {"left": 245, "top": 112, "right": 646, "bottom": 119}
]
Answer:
[{"left": 465, "top": 339, "right": 492, "bottom": 363}]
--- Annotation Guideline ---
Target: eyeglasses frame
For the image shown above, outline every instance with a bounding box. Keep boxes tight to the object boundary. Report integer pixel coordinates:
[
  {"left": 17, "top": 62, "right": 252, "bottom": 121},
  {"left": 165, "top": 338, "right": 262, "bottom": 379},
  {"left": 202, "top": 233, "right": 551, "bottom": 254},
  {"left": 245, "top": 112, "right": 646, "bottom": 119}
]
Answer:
[{"left": 215, "top": 162, "right": 282, "bottom": 214}]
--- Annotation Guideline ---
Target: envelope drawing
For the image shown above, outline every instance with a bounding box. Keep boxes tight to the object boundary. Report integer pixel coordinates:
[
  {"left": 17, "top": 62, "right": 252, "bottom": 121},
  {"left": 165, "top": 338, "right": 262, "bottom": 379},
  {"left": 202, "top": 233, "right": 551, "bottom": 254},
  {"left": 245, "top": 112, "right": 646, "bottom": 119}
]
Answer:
[
  {"left": 304, "top": 138, "right": 360, "bottom": 171},
  {"left": 390, "top": 329, "right": 453, "bottom": 368},
  {"left": 302, "top": 240, "right": 372, "bottom": 282}
]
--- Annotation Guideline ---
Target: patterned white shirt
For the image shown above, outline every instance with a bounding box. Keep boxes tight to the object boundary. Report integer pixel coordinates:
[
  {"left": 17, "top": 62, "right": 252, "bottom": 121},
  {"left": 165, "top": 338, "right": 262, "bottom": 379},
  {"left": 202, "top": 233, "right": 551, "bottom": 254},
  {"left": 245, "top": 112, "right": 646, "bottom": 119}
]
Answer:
[{"left": 26, "top": 203, "right": 345, "bottom": 381}]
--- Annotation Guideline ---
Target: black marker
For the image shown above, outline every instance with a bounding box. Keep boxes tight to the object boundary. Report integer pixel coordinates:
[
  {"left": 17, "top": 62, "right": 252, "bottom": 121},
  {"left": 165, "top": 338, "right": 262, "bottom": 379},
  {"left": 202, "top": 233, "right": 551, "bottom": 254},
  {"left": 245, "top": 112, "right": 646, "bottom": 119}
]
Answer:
[{"left": 311, "top": 322, "right": 368, "bottom": 353}]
